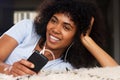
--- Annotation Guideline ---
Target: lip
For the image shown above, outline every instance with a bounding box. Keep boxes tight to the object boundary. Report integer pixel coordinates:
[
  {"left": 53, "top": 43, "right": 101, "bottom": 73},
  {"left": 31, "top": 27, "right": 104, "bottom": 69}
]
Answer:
[{"left": 48, "top": 34, "right": 61, "bottom": 43}]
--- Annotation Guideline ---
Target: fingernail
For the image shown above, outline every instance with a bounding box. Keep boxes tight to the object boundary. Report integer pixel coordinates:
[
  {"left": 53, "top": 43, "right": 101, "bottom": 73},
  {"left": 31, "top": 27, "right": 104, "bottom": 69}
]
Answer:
[{"left": 31, "top": 64, "right": 35, "bottom": 68}]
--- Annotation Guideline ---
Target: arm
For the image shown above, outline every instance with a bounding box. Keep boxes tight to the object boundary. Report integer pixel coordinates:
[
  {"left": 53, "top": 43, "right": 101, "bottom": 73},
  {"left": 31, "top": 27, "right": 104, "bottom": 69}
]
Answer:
[
  {"left": 80, "top": 17, "right": 118, "bottom": 67},
  {"left": 81, "top": 36, "right": 118, "bottom": 67},
  {"left": 0, "top": 34, "right": 35, "bottom": 76},
  {"left": 0, "top": 34, "right": 18, "bottom": 74}
]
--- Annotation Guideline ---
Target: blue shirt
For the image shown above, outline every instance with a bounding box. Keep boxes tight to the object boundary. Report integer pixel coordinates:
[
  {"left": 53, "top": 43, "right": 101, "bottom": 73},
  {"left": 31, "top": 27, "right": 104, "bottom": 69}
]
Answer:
[{"left": 4, "top": 19, "right": 74, "bottom": 72}]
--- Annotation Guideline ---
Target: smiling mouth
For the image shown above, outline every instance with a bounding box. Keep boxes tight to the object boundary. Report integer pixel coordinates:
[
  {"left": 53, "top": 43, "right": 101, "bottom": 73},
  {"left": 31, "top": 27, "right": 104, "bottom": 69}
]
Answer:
[{"left": 49, "top": 35, "right": 60, "bottom": 43}]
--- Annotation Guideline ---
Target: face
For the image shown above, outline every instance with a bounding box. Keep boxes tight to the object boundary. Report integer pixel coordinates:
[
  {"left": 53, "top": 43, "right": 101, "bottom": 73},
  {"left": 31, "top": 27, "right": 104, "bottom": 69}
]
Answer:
[{"left": 46, "top": 13, "right": 76, "bottom": 51}]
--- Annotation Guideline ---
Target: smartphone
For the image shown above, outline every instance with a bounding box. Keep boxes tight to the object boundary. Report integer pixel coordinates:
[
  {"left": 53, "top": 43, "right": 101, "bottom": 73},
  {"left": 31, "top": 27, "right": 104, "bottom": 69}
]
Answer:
[{"left": 27, "top": 50, "right": 48, "bottom": 73}]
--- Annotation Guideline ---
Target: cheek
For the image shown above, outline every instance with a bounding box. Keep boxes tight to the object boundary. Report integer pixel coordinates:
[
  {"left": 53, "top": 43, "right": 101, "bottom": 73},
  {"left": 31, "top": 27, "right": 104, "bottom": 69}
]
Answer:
[
  {"left": 63, "top": 32, "right": 75, "bottom": 44},
  {"left": 61, "top": 35, "right": 74, "bottom": 49},
  {"left": 47, "top": 21, "right": 53, "bottom": 29},
  {"left": 46, "top": 23, "right": 51, "bottom": 31},
  {"left": 46, "top": 24, "right": 52, "bottom": 34}
]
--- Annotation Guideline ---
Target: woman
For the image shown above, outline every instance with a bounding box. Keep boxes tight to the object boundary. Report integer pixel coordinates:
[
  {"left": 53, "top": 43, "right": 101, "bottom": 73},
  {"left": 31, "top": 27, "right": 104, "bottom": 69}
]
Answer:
[{"left": 0, "top": 0, "right": 118, "bottom": 77}]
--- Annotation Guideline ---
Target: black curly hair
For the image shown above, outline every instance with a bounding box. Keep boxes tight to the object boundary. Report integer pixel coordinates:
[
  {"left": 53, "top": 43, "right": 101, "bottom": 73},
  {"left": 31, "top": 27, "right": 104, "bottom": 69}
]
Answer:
[{"left": 34, "top": 0, "right": 107, "bottom": 68}]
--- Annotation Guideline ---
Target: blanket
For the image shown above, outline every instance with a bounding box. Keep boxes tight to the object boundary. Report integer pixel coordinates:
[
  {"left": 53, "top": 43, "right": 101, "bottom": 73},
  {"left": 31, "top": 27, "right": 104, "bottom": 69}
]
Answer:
[{"left": 0, "top": 66, "right": 120, "bottom": 80}]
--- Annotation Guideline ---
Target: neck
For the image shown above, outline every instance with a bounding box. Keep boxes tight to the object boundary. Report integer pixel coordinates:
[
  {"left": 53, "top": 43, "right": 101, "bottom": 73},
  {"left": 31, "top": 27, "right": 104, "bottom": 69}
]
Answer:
[{"left": 44, "top": 44, "right": 65, "bottom": 60}]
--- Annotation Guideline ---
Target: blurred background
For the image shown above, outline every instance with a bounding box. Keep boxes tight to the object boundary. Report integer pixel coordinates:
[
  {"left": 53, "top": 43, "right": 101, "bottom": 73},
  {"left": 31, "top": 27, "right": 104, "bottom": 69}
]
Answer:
[{"left": 0, "top": 0, "right": 120, "bottom": 64}]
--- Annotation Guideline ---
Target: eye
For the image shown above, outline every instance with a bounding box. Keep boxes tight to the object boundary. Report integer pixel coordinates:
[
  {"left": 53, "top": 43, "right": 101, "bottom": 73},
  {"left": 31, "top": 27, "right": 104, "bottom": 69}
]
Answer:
[
  {"left": 50, "top": 17, "right": 57, "bottom": 24},
  {"left": 63, "top": 24, "right": 72, "bottom": 31}
]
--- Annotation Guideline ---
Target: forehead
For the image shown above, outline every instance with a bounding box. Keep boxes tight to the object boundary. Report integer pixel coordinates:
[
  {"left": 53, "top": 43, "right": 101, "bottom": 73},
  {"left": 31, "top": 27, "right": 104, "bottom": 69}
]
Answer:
[
  {"left": 54, "top": 13, "right": 75, "bottom": 23},
  {"left": 55, "top": 12, "right": 73, "bottom": 20},
  {"left": 52, "top": 13, "right": 77, "bottom": 29},
  {"left": 53, "top": 12, "right": 74, "bottom": 23}
]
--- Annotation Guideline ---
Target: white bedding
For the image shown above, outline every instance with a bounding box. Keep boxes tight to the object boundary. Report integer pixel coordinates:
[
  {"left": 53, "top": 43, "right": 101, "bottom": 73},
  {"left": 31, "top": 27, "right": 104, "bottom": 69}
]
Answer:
[{"left": 0, "top": 66, "right": 120, "bottom": 80}]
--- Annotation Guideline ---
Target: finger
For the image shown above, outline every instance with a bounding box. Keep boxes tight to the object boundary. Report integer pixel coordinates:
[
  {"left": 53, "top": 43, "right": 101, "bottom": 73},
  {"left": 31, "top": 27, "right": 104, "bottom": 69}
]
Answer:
[
  {"left": 10, "top": 69, "right": 21, "bottom": 77},
  {"left": 89, "top": 17, "right": 94, "bottom": 32},
  {"left": 10, "top": 66, "right": 21, "bottom": 77},
  {"left": 16, "top": 64, "right": 35, "bottom": 75},
  {"left": 87, "top": 17, "right": 94, "bottom": 35},
  {"left": 12, "top": 61, "right": 36, "bottom": 75},
  {"left": 19, "top": 59, "right": 34, "bottom": 68},
  {"left": 90, "top": 17, "right": 94, "bottom": 28},
  {"left": 11, "top": 65, "right": 26, "bottom": 76}
]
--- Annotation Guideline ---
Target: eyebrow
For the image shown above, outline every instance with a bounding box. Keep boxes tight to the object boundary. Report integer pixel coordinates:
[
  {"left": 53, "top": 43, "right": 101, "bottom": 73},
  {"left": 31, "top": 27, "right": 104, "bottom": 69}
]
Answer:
[
  {"left": 52, "top": 15, "right": 74, "bottom": 29},
  {"left": 52, "top": 16, "right": 57, "bottom": 20}
]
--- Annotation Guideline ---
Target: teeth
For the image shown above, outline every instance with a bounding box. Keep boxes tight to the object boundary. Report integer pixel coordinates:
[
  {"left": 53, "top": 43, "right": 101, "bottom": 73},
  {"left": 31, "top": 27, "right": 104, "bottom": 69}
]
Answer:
[{"left": 50, "top": 35, "right": 59, "bottom": 41}]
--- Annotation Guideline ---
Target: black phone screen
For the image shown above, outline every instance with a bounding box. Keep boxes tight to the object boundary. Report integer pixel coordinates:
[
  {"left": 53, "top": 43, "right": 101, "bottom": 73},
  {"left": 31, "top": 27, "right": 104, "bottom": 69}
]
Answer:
[{"left": 27, "top": 50, "right": 48, "bottom": 73}]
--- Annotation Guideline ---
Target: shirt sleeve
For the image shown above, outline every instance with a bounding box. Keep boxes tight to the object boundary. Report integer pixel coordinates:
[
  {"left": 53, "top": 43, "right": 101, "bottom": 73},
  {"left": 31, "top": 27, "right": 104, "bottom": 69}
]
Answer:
[{"left": 4, "top": 19, "right": 33, "bottom": 44}]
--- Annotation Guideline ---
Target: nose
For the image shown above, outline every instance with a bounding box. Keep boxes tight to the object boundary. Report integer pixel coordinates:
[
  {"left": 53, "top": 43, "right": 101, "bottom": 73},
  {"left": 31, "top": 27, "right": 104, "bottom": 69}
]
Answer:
[{"left": 52, "top": 24, "right": 61, "bottom": 34}]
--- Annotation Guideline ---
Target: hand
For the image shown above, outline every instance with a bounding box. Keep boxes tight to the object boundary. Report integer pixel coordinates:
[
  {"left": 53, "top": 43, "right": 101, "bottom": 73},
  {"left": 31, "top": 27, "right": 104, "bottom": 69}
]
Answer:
[
  {"left": 80, "top": 17, "right": 94, "bottom": 41},
  {"left": 80, "top": 17, "right": 94, "bottom": 44},
  {"left": 10, "top": 59, "right": 36, "bottom": 77}
]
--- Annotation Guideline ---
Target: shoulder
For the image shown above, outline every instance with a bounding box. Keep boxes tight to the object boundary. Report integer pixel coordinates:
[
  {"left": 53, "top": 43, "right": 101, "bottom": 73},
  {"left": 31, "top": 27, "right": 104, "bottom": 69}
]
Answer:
[
  {"left": 5, "top": 19, "right": 35, "bottom": 34},
  {"left": 20, "top": 19, "right": 34, "bottom": 24},
  {"left": 4, "top": 19, "right": 37, "bottom": 44},
  {"left": 16, "top": 19, "right": 34, "bottom": 28},
  {"left": 6, "top": 19, "right": 35, "bottom": 31}
]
